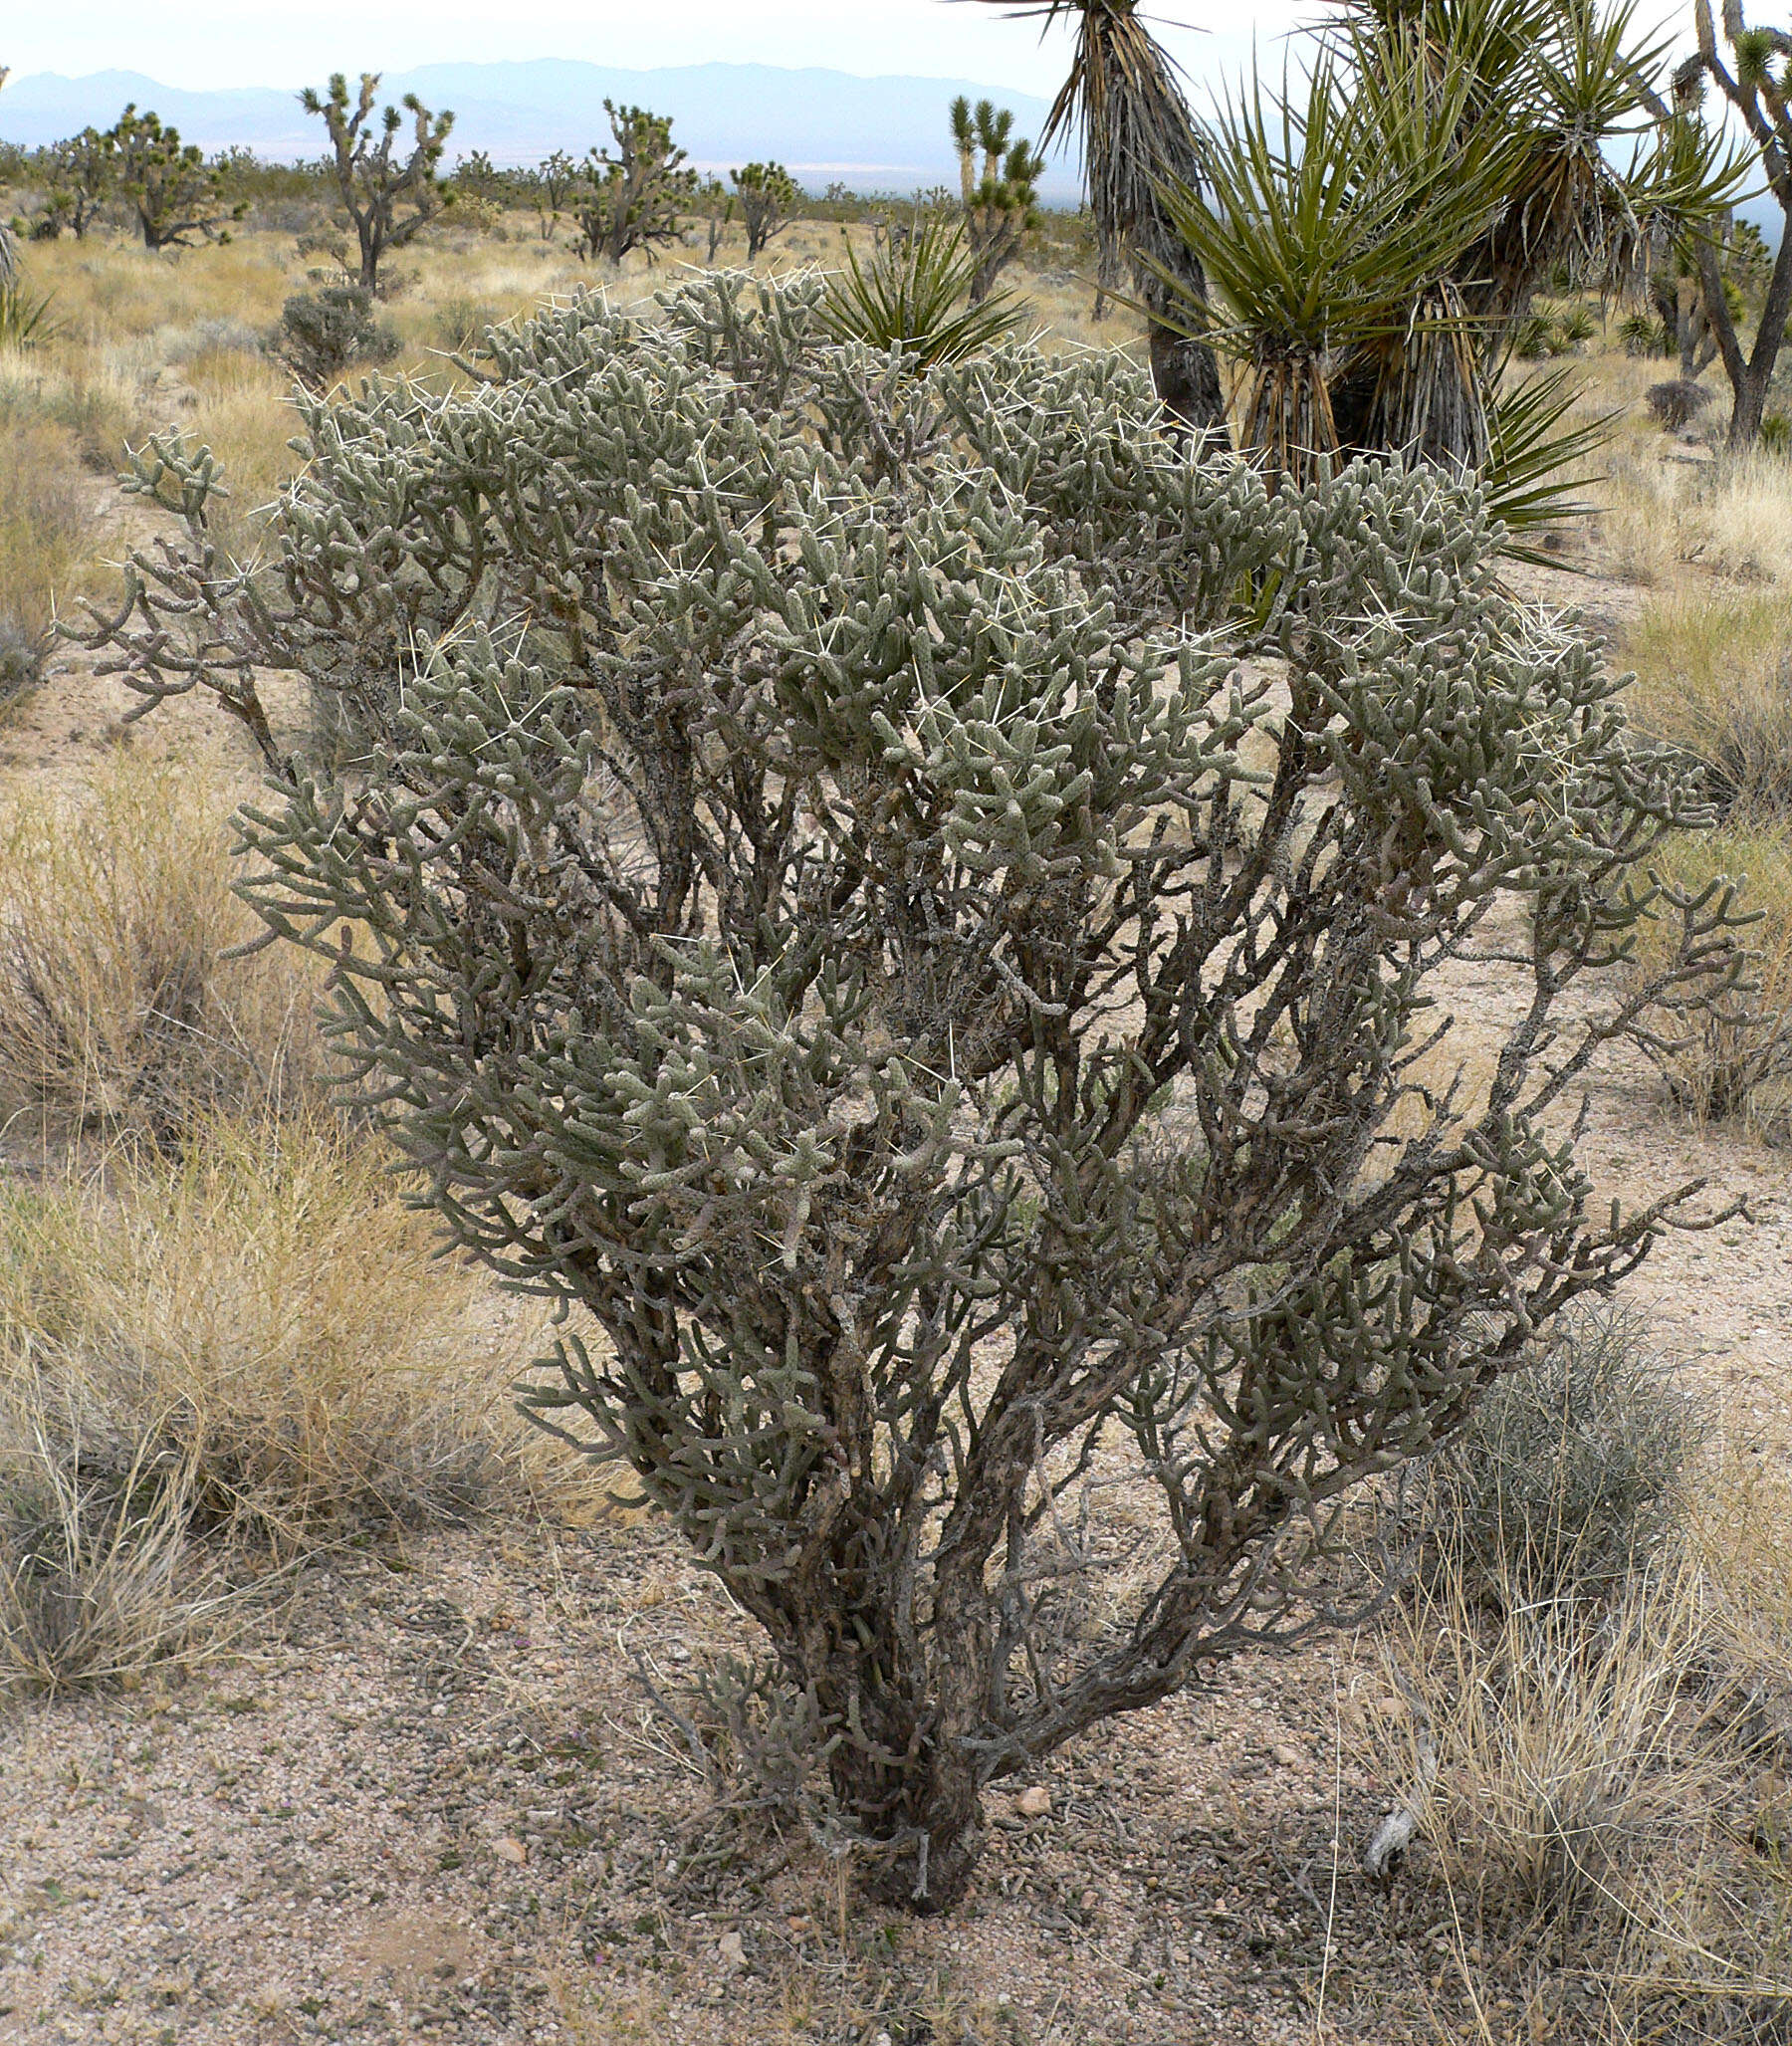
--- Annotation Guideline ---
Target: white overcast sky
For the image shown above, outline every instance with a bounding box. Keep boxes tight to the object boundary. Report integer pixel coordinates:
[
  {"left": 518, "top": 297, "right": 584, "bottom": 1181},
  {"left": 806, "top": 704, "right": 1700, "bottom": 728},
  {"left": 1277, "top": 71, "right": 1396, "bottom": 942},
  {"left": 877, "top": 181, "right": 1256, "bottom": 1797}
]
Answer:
[{"left": 0, "top": 2, "right": 1310, "bottom": 99}]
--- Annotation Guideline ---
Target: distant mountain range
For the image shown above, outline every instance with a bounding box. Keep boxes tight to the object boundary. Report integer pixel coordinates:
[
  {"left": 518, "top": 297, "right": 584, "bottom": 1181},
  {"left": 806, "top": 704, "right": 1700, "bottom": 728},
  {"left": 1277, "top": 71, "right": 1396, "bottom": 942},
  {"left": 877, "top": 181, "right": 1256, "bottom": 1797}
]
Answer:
[{"left": 0, "top": 62, "right": 1077, "bottom": 200}]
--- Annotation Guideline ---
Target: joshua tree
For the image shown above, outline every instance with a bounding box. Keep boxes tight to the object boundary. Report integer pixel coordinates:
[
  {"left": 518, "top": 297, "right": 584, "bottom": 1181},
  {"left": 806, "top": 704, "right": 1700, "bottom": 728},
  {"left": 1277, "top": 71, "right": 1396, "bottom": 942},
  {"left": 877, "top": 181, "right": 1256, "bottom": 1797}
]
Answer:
[
  {"left": 963, "top": 1, "right": 1227, "bottom": 440},
  {"left": 301, "top": 73, "right": 454, "bottom": 292},
  {"left": 697, "top": 175, "right": 735, "bottom": 261},
  {"left": 571, "top": 101, "right": 697, "bottom": 266},
  {"left": 528, "top": 148, "right": 579, "bottom": 243},
  {"left": 82, "top": 274, "right": 1738, "bottom": 1912},
  {"left": 454, "top": 147, "right": 502, "bottom": 200},
  {"left": 732, "top": 160, "right": 797, "bottom": 260},
  {"left": 1667, "top": 0, "right": 1792, "bottom": 447},
  {"left": 45, "top": 127, "right": 112, "bottom": 240},
  {"left": 949, "top": 96, "right": 1046, "bottom": 302},
  {"left": 106, "top": 107, "right": 243, "bottom": 251}
]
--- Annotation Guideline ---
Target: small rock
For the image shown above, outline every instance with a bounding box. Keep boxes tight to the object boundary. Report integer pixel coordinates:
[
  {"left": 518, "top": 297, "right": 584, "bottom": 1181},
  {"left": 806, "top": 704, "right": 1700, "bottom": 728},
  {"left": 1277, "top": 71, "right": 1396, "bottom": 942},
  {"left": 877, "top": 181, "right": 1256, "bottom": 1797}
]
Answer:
[
  {"left": 1374, "top": 1696, "right": 1406, "bottom": 1722},
  {"left": 718, "top": 1930, "right": 746, "bottom": 1970},
  {"left": 1015, "top": 1785, "right": 1051, "bottom": 1818},
  {"left": 493, "top": 1836, "right": 528, "bottom": 1866},
  {"left": 1271, "top": 1742, "right": 1303, "bottom": 1768}
]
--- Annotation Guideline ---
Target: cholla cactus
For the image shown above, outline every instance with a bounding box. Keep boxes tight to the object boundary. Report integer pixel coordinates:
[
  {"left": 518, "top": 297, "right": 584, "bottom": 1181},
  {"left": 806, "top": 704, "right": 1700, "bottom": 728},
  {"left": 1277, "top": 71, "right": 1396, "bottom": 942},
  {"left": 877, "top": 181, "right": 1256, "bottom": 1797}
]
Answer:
[{"left": 84, "top": 274, "right": 1740, "bottom": 1911}]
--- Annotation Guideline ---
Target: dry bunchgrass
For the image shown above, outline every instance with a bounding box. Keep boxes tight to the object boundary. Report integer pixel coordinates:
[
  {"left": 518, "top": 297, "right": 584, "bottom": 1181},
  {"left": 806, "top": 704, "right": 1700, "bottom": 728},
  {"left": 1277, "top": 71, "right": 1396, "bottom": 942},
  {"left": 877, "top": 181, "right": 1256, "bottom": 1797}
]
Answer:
[
  {"left": 1627, "top": 824, "right": 1792, "bottom": 1141},
  {"left": 0, "top": 338, "right": 153, "bottom": 473},
  {"left": 1600, "top": 438, "right": 1792, "bottom": 588},
  {"left": 0, "top": 754, "right": 329, "bottom": 1138},
  {"left": 0, "top": 1112, "right": 589, "bottom": 1553},
  {"left": 1360, "top": 1315, "right": 1792, "bottom": 2043},
  {"left": 177, "top": 343, "right": 300, "bottom": 559},
  {"left": 1372, "top": 1546, "right": 1792, "bottom": 2044},
  {"left": 0, "top": 1417, "right": 238, "bottom": 1699},
  {"left": 1622, "top": 589, "right": 1792, "bottom": 821},
  {"left": 0, "top": 412, "right": 99, "bottom": 662},
  {"left": 23, "top": 238, "right": 293, "bottom": 349}
]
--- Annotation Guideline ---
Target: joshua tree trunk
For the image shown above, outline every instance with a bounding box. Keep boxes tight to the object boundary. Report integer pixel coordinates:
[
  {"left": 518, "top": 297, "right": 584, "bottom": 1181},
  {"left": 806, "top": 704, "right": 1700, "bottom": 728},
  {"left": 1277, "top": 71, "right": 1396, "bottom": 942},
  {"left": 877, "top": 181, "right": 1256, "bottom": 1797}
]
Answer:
[
  {"left": 1698, "top": 223, "right": 1792, "bottom": 449},
  {"left": 1147, "top": 319, "right": 1226, "bottom": 440},
  {"left": 996, "top": 0, "right": 1231, "bottom": 452}
]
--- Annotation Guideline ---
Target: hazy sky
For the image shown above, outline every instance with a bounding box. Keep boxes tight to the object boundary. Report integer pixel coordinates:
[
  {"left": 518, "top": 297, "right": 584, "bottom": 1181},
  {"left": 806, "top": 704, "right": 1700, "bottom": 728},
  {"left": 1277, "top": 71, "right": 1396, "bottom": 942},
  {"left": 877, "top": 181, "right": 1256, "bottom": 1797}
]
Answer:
[{"left": 1, "top": 2, "right": 1309, "bottom": 97}]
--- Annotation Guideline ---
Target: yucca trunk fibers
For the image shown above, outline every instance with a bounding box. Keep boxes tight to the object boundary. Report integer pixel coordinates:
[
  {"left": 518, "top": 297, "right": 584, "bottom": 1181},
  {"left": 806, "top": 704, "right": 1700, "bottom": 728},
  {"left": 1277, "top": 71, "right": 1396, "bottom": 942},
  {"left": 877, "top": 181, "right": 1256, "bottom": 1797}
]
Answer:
[
  {"left": 982, "top": 0, "right": 1230, "bottom": 445},
  {"left": 1244, "top": 347, "right": 1341, "bottom": 491}
]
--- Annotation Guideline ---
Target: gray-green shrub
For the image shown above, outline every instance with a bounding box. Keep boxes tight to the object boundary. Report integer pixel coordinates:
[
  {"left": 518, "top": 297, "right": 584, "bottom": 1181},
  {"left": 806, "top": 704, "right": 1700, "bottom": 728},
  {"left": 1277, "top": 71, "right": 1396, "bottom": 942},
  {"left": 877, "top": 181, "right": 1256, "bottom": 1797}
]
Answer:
[
  {"left": 82, "top": 272, "right": 1739, "bottom": 1910},
  {"left": 1421, "top": 1308, "right": 1698, "bottom": 1606}
]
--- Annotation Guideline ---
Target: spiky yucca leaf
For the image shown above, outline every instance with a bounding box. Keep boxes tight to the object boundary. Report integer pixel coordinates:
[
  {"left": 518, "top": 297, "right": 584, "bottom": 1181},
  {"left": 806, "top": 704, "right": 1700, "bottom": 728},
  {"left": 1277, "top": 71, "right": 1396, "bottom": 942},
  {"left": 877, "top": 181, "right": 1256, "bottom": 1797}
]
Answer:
[
  {"left": 820, "top": 213, "right": 1026, "bottom": 366},
  {"left": 0, "top": 280, "right": 55, "bottom": 349},
  {"left": 1152, "top": 57, "right": 1508, "bottom": 483},
  {"left": 1483, "top": 360, "right": 1616, "bottom": 560}
]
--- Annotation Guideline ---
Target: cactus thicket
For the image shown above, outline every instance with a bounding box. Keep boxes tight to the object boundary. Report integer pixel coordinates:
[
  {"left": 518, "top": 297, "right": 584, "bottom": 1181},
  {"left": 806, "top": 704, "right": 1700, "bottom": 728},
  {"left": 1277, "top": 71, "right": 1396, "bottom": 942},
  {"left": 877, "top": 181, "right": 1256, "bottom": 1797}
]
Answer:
[{"left": 83, "top": 273, "right": 1742, "bottom": 1914}]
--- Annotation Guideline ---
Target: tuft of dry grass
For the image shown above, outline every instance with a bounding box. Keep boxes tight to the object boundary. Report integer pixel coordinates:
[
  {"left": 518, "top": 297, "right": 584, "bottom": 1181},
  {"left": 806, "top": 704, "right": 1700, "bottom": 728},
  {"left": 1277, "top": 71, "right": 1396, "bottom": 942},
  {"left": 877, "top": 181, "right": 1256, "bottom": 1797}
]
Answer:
[
  {"left": 0, "top": 339, "right": 153, "bottom": 473},
  {"left": 0, "top": 1113, "right": 587, "bottom": 1551},
  {"left": 0, "top": 753, "right": 330, "bottom": 1138},
  {"left": 0, "top": 412, "right": 99, "bottom": 666},
  {"left": 1622, "top": 588, "right": 1792, "bottom": 821},
  {"left": 178, "top": 344, "right": 300, "bottom": 560},
  {"left": 1627, "top": 824, "right": 1792, "bottom": 1140},
  {"left": 1369, "top": 1535, "right": 1792, "bottom": 2042},
  {"left": 1600, "top": 439, "right": 1792, "bottom": 588},
  {"left": 22, "top": 238, "right": 293, "bottom": 350},
  {"left": 0, "top": 1415, "right": 237, "bottom": 1699}
]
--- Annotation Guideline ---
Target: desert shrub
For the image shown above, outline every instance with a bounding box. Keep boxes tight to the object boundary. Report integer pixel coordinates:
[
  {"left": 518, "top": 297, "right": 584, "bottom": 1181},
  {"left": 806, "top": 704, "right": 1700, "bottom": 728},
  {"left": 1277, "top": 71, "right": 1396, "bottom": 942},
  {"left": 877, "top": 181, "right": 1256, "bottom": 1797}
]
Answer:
[
  {"left": 1761, "top": 410, "right": 1792, "bottom": 455},
  {"left": 82, "top": 269, "right": 1738, "bottom": 1910},
  {"left": 270, "top": 284, "right": 397, "bottom": 391},
  {"left": 1420, "top": 1308, "right": 1696, "bottom": 1607},
  {"left": 1648, "top": 377, "right": 1715, "bottom": 431},
  {"left": 1628, "top": 825, "right": 1792, "bottom": 1138},
  {"left": 0, "top": 756, "right": 329, "bottom": 1139},
  {"left": 0, "top": 1116, "right": 574, "bottom": 1549}
]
